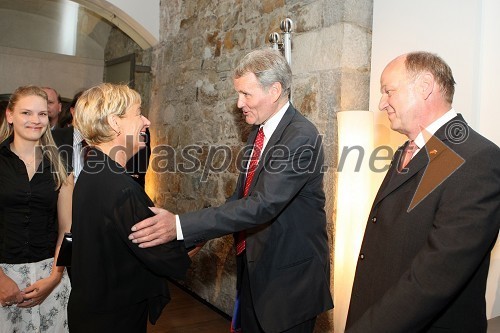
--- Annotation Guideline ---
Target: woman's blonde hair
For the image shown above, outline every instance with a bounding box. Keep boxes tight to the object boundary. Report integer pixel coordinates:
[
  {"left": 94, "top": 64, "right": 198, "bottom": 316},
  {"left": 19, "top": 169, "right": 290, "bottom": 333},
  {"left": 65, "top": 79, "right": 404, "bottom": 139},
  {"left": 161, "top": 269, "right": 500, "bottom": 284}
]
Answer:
[
  {"left": 0, "top": 85, "right": 68, "bottom": 189},
  {"left": 74, "top": 83, "right": 141, "bottom": 145}
]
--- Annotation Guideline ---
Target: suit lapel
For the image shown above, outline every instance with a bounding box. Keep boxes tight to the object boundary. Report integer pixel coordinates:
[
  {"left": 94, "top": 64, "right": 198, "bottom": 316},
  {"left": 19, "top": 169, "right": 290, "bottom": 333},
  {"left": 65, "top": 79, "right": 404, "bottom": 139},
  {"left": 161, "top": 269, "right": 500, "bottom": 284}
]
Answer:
[
  {"left": 372, "top": 144, "right": 403, "bottom": 205},
  {"left": 407, "top": 124, "right": 465, "bottom": 211},
  {"left": 261, "top": 105, "right": 296, "bottom": 165},
  {"left": 372, "top": 114, "right": 466, "bottom": 209},
  {"left": 55, "top": 127, "right": 75, "bottom": 169},
  {"left": 237, "top": 126, "right": 259, "bottom": 198},
  {"left": 373, "top": 144, "right": 429, "bottom": 207},
  {"left": 244, "top": 105, "right": 296, "bottom": 195}
]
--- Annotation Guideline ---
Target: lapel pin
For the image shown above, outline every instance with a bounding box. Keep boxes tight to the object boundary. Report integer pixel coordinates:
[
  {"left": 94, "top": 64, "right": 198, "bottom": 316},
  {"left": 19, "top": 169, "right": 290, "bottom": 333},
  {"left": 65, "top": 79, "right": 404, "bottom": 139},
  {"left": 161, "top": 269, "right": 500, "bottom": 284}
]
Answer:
[{"left": 430, "top": 149, "right": 438, "bottom": 155}]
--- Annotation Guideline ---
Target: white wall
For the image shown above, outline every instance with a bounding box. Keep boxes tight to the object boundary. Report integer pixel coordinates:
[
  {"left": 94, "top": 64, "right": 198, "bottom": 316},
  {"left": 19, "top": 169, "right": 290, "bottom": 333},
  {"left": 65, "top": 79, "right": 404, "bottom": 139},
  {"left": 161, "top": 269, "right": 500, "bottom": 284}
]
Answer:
[
  {"left": 106, "top": 0, "right": 159, "bottom": 42},
  {"left": 0, "top": 46, "right": 103, "bottom": 99},
  {"left": 370, "top": 0, "right": 500, "bottom": 320},
  {"left": 476, "top": 0, "right": 500, "bottom": 148}
]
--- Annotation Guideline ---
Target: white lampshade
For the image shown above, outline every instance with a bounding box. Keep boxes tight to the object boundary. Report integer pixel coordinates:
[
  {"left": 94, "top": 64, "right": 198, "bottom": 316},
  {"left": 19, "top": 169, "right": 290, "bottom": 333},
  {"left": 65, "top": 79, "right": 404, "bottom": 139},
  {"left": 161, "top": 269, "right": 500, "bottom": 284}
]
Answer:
[{"left": 334, "top": 110, "right": 375, "bottom": 332}]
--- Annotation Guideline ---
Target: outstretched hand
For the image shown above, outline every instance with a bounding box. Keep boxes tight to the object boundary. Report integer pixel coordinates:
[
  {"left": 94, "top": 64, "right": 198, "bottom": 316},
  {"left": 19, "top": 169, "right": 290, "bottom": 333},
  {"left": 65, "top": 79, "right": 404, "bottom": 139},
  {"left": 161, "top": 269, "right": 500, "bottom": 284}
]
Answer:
[{"left": 129, "top": 207, "right": 177, "bottom": 248}]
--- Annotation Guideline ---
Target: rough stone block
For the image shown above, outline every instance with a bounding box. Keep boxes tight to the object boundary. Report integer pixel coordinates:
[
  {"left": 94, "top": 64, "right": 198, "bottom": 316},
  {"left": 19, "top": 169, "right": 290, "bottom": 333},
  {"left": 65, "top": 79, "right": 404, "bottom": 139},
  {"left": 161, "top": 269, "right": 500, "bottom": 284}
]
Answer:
[
  {"left": 293, "top": 25, "right": 343, "bottom": 74},
  {"left": 341, "top": 23, "right": 372, "bottom": 69}
]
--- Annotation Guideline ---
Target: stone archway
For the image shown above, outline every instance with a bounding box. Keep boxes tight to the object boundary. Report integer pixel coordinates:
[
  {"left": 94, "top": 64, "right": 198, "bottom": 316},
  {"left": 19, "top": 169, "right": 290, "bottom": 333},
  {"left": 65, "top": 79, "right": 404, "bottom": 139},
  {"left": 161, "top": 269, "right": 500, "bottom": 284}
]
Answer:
[{"left": 74, "top": 0, "right": 158, "bottom": 49}]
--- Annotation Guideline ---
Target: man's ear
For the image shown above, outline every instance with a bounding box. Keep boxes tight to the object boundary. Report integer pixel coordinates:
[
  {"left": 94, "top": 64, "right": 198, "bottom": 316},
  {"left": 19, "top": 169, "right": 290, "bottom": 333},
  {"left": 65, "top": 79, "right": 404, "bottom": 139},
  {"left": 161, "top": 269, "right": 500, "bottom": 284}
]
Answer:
[
  {"left": 419, "top": 72, "right": 434, "bottom": 100},
  {"left": 270, "top": 82, "right": 282, "bottom": 102}
]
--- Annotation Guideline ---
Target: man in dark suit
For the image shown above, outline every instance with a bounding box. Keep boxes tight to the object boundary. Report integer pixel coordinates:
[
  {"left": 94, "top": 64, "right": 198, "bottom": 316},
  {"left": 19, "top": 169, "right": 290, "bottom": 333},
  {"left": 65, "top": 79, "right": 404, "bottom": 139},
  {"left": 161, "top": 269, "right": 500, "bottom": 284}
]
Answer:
[
  {"left": 42, "top": 86, "right": 62, "bottom": 129},
  {"left": 345, "top": 52, "right": 500, "bottom": 332},
  {"left": 129, "top": 48, "right": 333, "bottom": 333},
  {"left": 52, "top": 91, "right": 84, "bottom": 181},
  {"left": 51, "top": 125, "right": 75, "bottom": 165}
]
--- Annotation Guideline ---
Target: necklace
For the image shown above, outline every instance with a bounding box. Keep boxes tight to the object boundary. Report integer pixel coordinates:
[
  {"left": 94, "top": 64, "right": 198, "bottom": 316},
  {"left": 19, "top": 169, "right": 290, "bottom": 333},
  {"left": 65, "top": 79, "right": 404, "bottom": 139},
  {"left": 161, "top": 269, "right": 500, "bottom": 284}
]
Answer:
[
  {"left": 10, "top": 145, "right": 38, "bottom": 167},
  {"left": 21, "top": 156, "right": 36, "bottom": 167}
]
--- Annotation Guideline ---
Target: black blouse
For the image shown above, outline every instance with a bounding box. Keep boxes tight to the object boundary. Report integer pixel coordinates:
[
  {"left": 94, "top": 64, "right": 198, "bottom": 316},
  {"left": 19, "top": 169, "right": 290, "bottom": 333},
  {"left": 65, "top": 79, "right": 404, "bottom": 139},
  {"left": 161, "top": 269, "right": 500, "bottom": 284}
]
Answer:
[
  {"left": 0, "top": 137, "right": 59, "bottom": 264},
  {"left": 69, "top": 148, "right": 190, "bottom": 325}
]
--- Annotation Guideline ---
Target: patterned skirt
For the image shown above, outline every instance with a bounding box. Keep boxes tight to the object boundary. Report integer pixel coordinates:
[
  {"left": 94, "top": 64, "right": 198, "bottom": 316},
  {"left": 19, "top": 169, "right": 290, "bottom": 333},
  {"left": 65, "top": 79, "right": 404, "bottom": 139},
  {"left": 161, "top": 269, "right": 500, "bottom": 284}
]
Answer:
[{"left": 0, "top": 257, "right": 71, "bottom": 333}]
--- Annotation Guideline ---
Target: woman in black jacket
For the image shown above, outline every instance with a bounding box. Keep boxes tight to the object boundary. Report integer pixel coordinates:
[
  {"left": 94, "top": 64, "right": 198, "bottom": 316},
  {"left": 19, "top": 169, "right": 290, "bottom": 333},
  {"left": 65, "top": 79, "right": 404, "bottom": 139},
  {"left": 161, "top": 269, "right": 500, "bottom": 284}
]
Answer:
[{"left": 67, "top": 83, "right": 190, "bottom": 333}]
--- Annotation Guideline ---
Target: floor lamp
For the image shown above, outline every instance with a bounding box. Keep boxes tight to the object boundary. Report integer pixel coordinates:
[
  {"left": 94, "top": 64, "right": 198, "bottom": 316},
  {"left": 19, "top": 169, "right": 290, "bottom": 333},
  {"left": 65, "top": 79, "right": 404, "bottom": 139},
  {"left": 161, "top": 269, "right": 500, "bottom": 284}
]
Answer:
[{"left": 334, "top": 110, "right": 375, "bottom": 332}]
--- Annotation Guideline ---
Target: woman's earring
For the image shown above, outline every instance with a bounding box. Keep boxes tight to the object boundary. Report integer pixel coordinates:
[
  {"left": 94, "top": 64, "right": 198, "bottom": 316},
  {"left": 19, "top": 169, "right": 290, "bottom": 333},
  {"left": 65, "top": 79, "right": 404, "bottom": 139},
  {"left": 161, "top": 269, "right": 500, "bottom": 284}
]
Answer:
[{"left": 114, "top": 121, "right": 121, "bottom": 136}]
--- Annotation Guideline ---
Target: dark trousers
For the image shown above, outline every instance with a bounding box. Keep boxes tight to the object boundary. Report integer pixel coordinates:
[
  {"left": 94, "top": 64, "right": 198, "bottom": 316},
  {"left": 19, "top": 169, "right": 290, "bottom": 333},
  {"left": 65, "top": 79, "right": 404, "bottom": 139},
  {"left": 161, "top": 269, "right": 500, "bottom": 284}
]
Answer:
[
  {"left": 68, "top": 298, "right": 148, "bottom": 333},
  {"left": 239, "top": 253, "right": 317, "bottom": 333}
]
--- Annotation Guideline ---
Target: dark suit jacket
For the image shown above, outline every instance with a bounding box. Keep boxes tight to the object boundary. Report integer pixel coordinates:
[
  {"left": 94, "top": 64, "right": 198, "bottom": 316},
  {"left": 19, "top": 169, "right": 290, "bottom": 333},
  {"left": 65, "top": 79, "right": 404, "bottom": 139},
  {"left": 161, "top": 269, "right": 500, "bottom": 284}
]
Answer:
[
  {"left": 180, "top": 105, "right": 333, "bottom": 332},
  {"left": 346, "top": 114, "right": 500, "bottom": 332},
  {"left": 52, "top": 126, "right": 74, "bottom": 169},
  {"left": 68, "top": 149, "right": 190, "bottom": 327}
]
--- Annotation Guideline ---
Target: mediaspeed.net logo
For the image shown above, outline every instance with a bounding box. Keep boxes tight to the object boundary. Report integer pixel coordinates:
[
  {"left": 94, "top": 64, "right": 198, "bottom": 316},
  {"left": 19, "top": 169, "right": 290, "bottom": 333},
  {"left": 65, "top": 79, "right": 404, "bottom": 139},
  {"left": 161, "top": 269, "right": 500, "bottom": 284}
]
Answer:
[{"left": 406, "top": 120, "right": 468, "bottom": 212}]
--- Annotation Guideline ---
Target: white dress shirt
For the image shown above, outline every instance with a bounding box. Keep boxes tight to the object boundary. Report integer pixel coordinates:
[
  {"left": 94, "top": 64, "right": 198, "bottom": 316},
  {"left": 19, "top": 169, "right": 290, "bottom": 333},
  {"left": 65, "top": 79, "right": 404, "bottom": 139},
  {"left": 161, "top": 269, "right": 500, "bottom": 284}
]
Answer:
[
  {"left": 73, "top": 128, "right": 86, "bottom": 183},
  {"left": 410, "top": 108, "right": 458, "bottom": 158}
]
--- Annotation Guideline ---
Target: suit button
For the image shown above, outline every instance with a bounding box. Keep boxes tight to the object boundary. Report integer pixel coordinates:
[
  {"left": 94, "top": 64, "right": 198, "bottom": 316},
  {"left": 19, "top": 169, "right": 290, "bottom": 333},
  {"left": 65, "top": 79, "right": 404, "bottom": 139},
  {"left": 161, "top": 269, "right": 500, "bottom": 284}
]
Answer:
[
  {"left": 371, "top": 217, "right": 377, "bottom": 223},
  {"left": 359, "top": 253, "right": 365, "bottom": 260}
]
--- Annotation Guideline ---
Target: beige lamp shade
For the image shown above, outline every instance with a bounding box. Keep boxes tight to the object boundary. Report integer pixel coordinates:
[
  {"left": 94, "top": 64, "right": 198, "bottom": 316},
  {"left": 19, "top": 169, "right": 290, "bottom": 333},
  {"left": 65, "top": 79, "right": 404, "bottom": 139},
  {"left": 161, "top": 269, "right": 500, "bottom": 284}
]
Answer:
[{"left": 334, "top": 110, "right": 375, "bottom": 333}]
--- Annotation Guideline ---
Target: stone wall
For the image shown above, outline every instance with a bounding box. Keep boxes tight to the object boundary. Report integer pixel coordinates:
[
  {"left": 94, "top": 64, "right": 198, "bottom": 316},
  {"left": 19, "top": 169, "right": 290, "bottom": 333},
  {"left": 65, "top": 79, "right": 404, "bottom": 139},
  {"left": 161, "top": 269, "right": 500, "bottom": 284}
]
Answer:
[{"left": 149, "top": 0, "right": 373, "bottom": 331}]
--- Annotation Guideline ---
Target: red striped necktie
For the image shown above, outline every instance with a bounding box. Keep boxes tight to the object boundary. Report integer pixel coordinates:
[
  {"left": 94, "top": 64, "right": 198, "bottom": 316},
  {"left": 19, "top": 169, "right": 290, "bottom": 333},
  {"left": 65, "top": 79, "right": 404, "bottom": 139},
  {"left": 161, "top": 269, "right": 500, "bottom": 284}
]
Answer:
[
  {"left": 232, "top": 127, "right": 265, "bottom": 333},
  {"left": 399, "top": 140, "right": 416, "bottom": 172},
  {"left": 236, "top": 127, "right": 264, "bottom": 254}
]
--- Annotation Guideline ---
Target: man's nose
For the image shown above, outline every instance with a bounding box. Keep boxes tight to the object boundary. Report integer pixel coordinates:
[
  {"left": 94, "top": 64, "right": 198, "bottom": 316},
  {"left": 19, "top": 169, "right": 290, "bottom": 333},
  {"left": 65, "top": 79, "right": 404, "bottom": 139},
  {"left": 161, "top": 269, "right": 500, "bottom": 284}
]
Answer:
[
  {"left": 237, "top": 96, "right": 245, "bottom": 109},
  {"left": 379, "top": 95, "right": 388, "bottom": 111}
]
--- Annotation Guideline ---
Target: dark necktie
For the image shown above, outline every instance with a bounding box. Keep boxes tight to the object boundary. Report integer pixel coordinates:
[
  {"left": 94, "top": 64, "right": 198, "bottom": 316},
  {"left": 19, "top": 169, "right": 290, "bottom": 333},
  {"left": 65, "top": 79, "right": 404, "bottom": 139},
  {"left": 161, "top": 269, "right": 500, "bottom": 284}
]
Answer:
[
  {"left": 236, "top": 127, "right": 264, "bottom": 255},
  {"left": 231, "top": 127, "right": 264, "bottom": 333},
  {"left": 399, "top": 140, "right": 416, "bottom": 171}
]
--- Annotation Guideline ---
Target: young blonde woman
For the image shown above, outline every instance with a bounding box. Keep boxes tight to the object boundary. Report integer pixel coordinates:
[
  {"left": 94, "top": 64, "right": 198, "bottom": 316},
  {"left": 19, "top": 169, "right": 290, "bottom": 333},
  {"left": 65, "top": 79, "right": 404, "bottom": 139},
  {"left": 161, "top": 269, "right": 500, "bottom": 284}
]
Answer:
[{"left": 0, "top": 85, "right": 73, "bottom": 332}]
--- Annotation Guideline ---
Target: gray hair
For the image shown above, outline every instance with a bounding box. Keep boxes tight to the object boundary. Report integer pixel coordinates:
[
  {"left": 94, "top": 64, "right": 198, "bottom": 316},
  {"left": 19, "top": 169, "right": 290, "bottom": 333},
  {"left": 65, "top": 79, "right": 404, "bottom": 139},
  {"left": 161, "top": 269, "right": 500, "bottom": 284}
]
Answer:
[
  {"left": 405, "top": 51, "right": 456, "bottom": 104},
  {"left": 233, "top": 48, "right": 292, "bottom": 100}
]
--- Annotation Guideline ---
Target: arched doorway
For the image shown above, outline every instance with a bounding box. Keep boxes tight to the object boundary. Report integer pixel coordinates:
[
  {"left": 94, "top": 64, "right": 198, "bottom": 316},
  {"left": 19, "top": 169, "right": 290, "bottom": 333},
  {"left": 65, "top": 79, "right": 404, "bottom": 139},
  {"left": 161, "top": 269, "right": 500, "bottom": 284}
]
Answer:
[{"left": 73, "top": 0, "right": 158, "bottom": 49}]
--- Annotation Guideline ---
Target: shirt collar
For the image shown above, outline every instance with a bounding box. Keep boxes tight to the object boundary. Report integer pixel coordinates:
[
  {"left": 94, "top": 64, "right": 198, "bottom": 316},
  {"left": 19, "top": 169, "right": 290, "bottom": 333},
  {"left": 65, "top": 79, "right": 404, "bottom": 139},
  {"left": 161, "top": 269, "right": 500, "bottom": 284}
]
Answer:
[
  {"left": 73, "top": 128, "right": 84, "bottom": 145},
  {"left": 413, "top": 108, "right": 457, "bottom": 149},
  {"left": 0, "top": 135, "right": 52, "bottom": 170},
  {"left": 260, "top": 101, "right": 289, "bottom": 144},
  {"left": 0, "top": 135, "right": 14, "bottom": 151}
]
